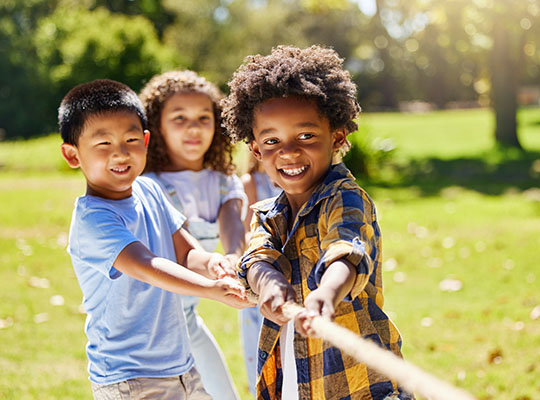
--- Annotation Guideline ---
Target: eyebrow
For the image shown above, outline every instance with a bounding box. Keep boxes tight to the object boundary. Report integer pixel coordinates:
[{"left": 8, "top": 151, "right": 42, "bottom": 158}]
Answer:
[
  {"left": 90, "top": 124, "right": 141, "bottom": 137},
  {"left": 170, "top": 106, "right": 213, "bottom": 112},
  {"left": 258, "top": 121, "right": 320, "bottom": 136}
]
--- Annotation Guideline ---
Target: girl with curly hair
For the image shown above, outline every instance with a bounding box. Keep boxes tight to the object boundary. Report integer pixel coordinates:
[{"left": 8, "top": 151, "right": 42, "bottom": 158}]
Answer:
[{"left": 140, "top": 70, "right": 246, "bottom": 400}]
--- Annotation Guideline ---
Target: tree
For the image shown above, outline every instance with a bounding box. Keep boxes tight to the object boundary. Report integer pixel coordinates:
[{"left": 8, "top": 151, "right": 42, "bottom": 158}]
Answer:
[
  {"left": 373, "top": 0, "right": 540, "bottom": 148},
  {"left": 0, "top": 5, "right": 178, "bottom": 138},
  {"left": 0, "top": 0, "right": 59, "bottom": 139}
]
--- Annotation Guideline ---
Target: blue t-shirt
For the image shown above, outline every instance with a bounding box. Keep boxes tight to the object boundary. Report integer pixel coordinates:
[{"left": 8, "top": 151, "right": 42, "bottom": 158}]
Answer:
[{"left": 67, "top": 176, "right": 193, "bottom": 384}]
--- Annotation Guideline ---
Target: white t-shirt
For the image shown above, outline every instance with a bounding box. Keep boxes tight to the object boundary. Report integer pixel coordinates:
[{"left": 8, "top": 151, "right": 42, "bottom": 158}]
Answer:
[{"left": 146, "top": 169, "right": 247, "bottom": 224}]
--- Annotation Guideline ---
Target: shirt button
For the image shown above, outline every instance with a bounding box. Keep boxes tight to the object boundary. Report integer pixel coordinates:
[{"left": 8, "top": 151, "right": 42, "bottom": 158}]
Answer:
[{"left": 259, "top": 351, "right": 268, "bottom": 360}]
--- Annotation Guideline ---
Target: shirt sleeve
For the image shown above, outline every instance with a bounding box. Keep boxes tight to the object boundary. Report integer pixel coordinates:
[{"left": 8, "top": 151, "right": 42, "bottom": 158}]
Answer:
[
  {"left": 237, "top": 211, "right": 290, "bottom": 297},
  {"left": 69, "top": 205, "right": 139, "bottom": 280},
  {"left": 314, "top": 186, "right": 380, "bottom": 300}
]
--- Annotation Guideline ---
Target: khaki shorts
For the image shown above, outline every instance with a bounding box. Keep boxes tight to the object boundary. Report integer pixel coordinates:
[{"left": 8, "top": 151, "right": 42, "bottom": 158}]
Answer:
[{"left": 91, "top": 367, "right": 212, "bottom": 400}]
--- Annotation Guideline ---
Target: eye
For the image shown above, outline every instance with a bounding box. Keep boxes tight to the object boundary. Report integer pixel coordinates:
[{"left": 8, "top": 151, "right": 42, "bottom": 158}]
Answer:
[
  {"left": 263, "top": 138, "right": 279, "bottom": 145},
  {"left": 299, "top": 132, "right": 315, "bottom": 140},
  {"left": 127, "top": 137, "right": 141, "bottom": 143},
  {"left": 174, "top": 115, "right": 185, "bottom": 122},
  {"left": 97, "top": 141, "right": 110, "bottom": 146},
  {"left": 200, "top": 115, "right": 212, "bottom": 122}
]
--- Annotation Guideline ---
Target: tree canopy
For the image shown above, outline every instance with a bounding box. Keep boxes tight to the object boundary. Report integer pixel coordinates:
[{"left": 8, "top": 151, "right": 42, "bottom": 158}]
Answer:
[{"left": 1, "top": 0, "right": 539, "bottom": 146}]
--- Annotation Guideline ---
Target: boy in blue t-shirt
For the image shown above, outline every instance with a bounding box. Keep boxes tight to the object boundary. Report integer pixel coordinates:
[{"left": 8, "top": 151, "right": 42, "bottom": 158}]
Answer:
[{"left": 59, "top": 79, "right": 249, "bottom": 399}]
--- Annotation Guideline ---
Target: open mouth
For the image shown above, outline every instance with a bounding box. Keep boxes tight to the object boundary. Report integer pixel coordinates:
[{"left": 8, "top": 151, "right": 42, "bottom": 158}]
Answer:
[
  {"left": 111, "top": 166, "right": 130, "bottom": 174},
  {"left": 279, "top": 165, "right": 308, "bottom": 177}
]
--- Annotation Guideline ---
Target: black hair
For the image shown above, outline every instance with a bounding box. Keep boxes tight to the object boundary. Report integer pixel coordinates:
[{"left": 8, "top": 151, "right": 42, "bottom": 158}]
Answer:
[
  {"left": 58, "top": 79, "right": 147, "bottom": 145},
  {"left": 221, "top": 45, "right": 361, "bottom": 145}
]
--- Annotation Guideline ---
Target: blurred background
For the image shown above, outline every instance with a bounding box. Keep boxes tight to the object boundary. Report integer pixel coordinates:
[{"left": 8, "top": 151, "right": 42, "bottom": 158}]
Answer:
[
  {"left": 1, "top": 1, "right": 539, "bottom": 399},
  {"left": 1, "top": 0, "right": 539, "bottom": 146}
]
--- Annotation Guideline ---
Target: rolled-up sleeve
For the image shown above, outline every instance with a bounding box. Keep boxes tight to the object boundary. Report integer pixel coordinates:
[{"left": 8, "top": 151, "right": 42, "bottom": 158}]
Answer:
[
  {"left": 238, "top": 213, "right": 288, "bottom": 297},
  {"left": 314, "top": 186, "right": 379, "bottom": 300}
]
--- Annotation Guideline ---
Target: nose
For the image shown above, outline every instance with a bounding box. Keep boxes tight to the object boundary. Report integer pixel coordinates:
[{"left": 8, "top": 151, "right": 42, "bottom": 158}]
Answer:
[
  {"left": 114, "top": 143, "right": 130, "bottom": 159},
  {"left": 187, "top": 120, "right": 201, "bottom": 133},
  {"left": 278, "top": 141, "right": 300, "bottom": 160}
]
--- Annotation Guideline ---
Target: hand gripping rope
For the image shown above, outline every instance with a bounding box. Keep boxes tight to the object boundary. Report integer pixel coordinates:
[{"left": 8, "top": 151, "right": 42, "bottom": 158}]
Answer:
[
  {"left": 279, "top": 301, "right": 477, "bottom": 400},
  {"left": 236, "top": 281, "right": 477, "bottom": 400}
]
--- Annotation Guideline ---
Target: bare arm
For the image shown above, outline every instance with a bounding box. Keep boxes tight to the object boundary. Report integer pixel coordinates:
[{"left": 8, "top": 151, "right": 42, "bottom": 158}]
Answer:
[
  {"left": 114, "top": 240, "right": 249, "bottom": 309},
  {"left": 241, "top": 173, "right": 258, "bottom": 241},
  {"left": 218, "top": 198, "right": 246, "bottom": 267},
  {"left": 247, "top": 261, "right": 296, "bottom": 326},
  {"left": 172, "top": 226, "right": 232, "bottom": 279},
  {"left": 295, "top": 259, "right": 356, "bottom": 336}
]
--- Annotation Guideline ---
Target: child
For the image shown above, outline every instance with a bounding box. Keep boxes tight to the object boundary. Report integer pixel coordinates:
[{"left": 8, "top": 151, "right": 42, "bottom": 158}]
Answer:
[
  {"left": 222, "top": 45, "right": 413, "bottom": 399},
  {"left": 58, "top": 79, "right": 249, "bottom": 399},
  {"left": 240, "top": 153, "right": 281, "bottom": 397},
  {"left": 139, "top": 70, "right": 247, "bottom": 400}
]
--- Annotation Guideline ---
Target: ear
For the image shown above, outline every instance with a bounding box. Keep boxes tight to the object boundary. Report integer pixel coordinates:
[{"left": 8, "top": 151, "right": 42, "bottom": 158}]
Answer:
[
  {"left": 249, "top": 140, "right": 263, "bottom": 161},
  {"left": 144, "top": 130, "right": 150, "bottom": 148},
  {"left": 61, "top": 143, "right": 81, "bottom": 169},
  {"left": 332, "top": 128, "right": 347, "bottom": 151}
]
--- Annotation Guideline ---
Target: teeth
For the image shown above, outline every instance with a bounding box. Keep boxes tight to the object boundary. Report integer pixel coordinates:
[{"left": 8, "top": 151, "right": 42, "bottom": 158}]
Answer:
[
  {"left": 281, "top": 166, "right": 306, "bottom": 176},
  {"left": 112, "top": 166, "right": 129, "bottom": 173}
]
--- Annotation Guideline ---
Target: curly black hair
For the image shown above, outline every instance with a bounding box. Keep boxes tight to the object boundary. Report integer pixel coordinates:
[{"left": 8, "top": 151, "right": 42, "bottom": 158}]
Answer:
[
  {"left": 139, "top": 70, "right": 235, "bottom": 174},
  {"left": 221, "top": 45, "right": 361, "bottom": 149}
]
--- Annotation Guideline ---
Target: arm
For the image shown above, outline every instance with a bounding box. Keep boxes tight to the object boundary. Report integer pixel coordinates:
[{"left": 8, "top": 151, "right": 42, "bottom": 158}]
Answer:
[
  {"left": 114, "top": 239, "right": 249, "bottom": 309},
  {"left": 247, "top": 261, "right": 296, "bottom": 326},
  {"left": 297, "top": 187, "right": 379, "bottom": 336},
  {"left": 218, "top": 198, "right": 246, "bottom": 269},
  {"left": 172, "top": 227, "right": 230, "bottom": 279},
  {"left": 241, "top": 173, "right": 258, "bottom": 242},
  {"left": 295, "top": 259, "right": 356, "bottom": 336}
]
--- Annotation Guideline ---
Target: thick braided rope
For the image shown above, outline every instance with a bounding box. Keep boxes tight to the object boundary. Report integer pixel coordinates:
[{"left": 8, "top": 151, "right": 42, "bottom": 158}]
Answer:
[{"left": 279, "top": 301, "right": 477, "bottom": 400}]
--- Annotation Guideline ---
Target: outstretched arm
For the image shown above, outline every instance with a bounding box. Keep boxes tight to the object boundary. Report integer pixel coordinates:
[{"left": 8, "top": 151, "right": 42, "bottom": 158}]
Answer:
[
  {"left": 247, "top": 261, "right": 296, "bottom": 326},
  {"left": 295, "top": 259, "right": 356, "bottom": 336},
  {"left": 113, "top": 240, "right": 249, "bottom": 309}
]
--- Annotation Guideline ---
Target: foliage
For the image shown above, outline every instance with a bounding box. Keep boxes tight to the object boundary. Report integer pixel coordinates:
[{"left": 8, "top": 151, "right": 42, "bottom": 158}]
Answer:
[
  {"left": 343, "top": 123, "right": 397, "bottom": 179},
  {"left": 1, "top": 0, "right": 540, "bottom": 145},
  {"left": 0, "top": 5, "right": 179, "bottom": 139},
  {"left": 0, "top": 0, "right": 60, "bottom": 139}
]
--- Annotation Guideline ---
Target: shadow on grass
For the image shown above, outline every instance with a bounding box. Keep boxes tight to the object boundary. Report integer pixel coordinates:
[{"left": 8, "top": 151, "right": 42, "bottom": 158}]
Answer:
[{"left": 363, "top": 150, "right": 540, "bottom": 196}]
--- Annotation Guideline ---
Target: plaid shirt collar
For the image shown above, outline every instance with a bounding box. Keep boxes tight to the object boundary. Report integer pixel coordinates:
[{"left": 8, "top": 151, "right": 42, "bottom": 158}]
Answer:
[{"left": 253, "top": 162, "right": 355, "bottom": 220}]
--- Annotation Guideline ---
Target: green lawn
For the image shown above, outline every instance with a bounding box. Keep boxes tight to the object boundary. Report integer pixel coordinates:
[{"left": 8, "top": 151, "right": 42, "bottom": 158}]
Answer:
[{"left": 0, "top": 107, "right": 539, "bottom": 400}]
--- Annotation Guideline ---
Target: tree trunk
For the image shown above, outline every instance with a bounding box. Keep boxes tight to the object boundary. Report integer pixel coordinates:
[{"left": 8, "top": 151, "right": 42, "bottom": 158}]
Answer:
[{"left": 490, "top": 20, "right": 521, "bottom": 148}]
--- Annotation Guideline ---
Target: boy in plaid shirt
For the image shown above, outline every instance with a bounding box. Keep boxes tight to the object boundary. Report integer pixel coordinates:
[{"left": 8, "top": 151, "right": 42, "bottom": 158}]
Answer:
[{"left": 222, "top": 45, "right": 413, "bottom": 400}]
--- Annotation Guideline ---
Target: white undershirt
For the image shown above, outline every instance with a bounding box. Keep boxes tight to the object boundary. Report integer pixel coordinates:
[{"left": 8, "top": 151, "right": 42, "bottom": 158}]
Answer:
[{"left": 280, "top": 321, "right": 298, "bottom": 400}]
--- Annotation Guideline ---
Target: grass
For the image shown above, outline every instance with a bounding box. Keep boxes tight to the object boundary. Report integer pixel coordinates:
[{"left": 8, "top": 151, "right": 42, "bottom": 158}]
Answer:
[{"left": 0, "top": 107, "right": 539, "bottom": 400}]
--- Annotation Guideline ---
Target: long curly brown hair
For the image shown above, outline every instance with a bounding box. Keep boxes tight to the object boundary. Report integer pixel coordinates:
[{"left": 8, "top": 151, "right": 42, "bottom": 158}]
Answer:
[
  {"left": 140, "top": 70, "right": 235, "bottom": 174},
  {"left": 221, "top": 45, "right": 361, "bottom": 153}
]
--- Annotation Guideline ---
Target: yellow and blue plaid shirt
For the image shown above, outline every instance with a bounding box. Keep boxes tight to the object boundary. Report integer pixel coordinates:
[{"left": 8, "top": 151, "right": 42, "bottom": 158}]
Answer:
[{"left": 240, "top": 163, "right": 412, "bottom": 400}]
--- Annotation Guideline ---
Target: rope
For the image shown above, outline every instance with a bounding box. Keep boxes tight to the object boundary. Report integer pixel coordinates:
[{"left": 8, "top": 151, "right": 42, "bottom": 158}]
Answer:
[{"left": 280, "top": 301, "right": 477, "bottom": 400}]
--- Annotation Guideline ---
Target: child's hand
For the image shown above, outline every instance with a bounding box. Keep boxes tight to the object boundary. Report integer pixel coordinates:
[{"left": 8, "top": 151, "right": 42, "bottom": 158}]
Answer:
[
  {"left": 258, "top": 280, "right": 296, "bottom": 326},
  {"left": 208, "top": 253, "right": 236, "bottom": 279},
  {"left": 213, "top": 276, "right": 250, "bottom": 309},
  {"left": 295, "top": 287, "right": 336, "bottom": 337}
]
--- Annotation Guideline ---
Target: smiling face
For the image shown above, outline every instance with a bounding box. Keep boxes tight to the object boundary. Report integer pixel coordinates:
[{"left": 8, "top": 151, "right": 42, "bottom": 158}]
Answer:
[
  {"left": 159, "top": 91, "right": 215, "bottom": 171},
  {"left": 251, "top": 96, "right": 346, "bottom": 213},
  {"left": 61, "top": 111, "right": 149, "bottom": 200}
]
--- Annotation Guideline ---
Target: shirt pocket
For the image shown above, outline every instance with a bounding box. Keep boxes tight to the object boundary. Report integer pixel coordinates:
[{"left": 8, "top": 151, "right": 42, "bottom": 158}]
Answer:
[{"left": 299, "top": 236, "right": 319, "bottom": 264}]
